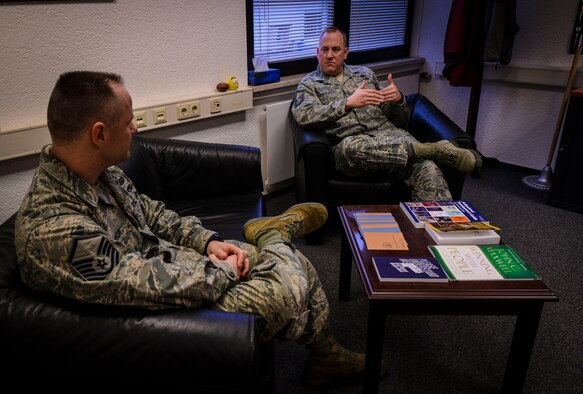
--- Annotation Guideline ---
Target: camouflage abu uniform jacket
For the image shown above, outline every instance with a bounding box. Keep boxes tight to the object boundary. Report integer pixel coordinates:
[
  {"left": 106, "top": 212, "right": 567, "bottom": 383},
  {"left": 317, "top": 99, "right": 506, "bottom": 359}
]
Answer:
[
  {"left": 291, "top": 64, "right": 407, "bottom": 140},
  {"left": 15, "top": 145, "right": 238, "bottom": 309}
]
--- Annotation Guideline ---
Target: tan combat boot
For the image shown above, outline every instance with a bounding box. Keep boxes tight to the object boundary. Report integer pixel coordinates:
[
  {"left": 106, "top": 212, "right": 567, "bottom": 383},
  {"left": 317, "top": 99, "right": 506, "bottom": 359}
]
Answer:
[
  {"left": 243, "top": 202, "right": 328, "bottom": 248},
  {"left": 412, "top": 140, "right": 482, "bottom": 175},
  {"left": 302, "top": 333, "right": 387, "bottom": 389}
]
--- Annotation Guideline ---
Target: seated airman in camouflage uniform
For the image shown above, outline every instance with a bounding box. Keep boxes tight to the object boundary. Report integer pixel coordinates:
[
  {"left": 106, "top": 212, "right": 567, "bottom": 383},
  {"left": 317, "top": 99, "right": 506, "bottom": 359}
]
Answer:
[
  {"left": 292, "top": 27, "right": 482, "bottom": 201},
  {"left": 15, "top": 71, "right": 382, "bottom": 389}
]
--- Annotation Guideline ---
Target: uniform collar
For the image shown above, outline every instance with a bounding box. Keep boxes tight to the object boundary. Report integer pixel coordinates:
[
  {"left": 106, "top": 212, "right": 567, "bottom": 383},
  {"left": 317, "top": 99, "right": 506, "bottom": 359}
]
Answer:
[
  {"left": 40, "top": 145, "right": 100, "bottom": 208},
  {"left": 39, "top": 145, "right": 133, "bottom": 209},
  {"left": 315, "top": 64, "right": 358, "bottom": 83},
  {"left": 38, "top": 145, "right": 144, "bottom": 225}
]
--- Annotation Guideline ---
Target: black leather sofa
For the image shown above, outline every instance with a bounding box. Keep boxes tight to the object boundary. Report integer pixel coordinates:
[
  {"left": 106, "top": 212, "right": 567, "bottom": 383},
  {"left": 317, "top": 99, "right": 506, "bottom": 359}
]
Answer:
[
  {"left": 0, "top": 135, "right": 274, "bottom": 392},
  {"left": 290, "top": 93, "right": 478, "bottom": 244}
]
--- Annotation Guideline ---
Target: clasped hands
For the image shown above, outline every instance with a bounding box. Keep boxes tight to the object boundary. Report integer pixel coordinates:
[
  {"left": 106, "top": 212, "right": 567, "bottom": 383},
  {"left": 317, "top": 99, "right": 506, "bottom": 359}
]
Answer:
[
  {"left": 207, "top": 240, "right": 250, "bottom": 279},
  {"left": 345, "top": 73, "right": 402, "bottom": 110}
]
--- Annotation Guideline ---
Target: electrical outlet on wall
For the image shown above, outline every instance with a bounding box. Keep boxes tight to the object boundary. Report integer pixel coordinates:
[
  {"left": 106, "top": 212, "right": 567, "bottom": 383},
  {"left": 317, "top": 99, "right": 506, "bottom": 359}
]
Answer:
[
  {"left": 176, "top": 103, "right": 190, "bottom": 120},
  {"left": 210, "top": 97, "right": 222, "bottom": 113},
  {"left": 133, "top": 111, "right": 147, "bottom": 128},
  {"left": 189, "top": 100, "right": 201, "bottom": 117},
  {"left": 176, "top": 100, "right": 200, "bottom": 120},
  {"left": 152, "top": 107, "right": 167, "bottom": 124}
]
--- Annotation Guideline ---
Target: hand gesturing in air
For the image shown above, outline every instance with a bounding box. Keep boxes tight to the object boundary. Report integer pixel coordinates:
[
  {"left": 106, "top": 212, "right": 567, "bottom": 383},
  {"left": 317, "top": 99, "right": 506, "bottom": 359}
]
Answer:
[
  {"left": 346, "top": 81, "right": 384, "bottom": 110},
  {"left": 379, "top": 73, "right": 402, "bottom": 103},
  {"left": 346, "top": 73, "right": 402, "bottom": 111}
]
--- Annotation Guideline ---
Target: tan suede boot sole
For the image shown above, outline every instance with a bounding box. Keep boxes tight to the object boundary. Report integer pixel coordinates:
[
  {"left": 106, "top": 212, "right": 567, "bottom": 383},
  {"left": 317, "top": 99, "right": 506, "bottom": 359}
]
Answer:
[
  {"left": 415, "top": 140, "right": 482, "bottom": 175},
  {"left": 243, "top": 202, "right": 328, "bottom": 245}
]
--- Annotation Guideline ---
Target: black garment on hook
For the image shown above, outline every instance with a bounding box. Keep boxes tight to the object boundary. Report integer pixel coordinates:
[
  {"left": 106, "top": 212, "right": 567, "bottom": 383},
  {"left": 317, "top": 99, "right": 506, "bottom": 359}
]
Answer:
[{"left": 443, "top": 0, "right": 518, "bottom": 87}]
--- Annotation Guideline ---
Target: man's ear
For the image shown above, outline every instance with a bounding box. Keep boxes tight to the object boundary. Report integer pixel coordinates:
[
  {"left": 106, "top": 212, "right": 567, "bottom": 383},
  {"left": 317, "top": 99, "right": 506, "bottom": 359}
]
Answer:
[{"left": 89, "top": 122, "right": 107, "bottom": 146}]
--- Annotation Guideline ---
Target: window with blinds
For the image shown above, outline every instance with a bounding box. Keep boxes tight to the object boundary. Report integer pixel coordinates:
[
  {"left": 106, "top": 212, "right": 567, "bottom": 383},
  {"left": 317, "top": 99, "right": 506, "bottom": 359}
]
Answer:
[
  {"left": 348, "top": 0, "right": 409, "bottom": 52},
  {"left": 246, "top": 0, "right": 413, "bottom": 76},
  {"left": 252, "top": 0, "right": 334, "bottom": 63}
]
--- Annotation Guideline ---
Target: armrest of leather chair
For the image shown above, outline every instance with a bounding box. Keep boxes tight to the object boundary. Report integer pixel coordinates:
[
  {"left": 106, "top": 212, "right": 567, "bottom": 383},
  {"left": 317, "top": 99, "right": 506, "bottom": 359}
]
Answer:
[
  {"left": 289, "top": 107, "right": 331, "bottom": 163},
  {"left": 289, "top": 105, "right": 331, "bottom": 205},
  {"left": 289, "top": 105, "right": 332, "bottom": 245},
  {"left": 405, "top": 93, "right": 476, "bottom": 199},
  {"left": 405, "top": 93, "right": 476, "bottom": 150},
  {"left": 119, "top": 135, "right": 263, "bottom": 202}
]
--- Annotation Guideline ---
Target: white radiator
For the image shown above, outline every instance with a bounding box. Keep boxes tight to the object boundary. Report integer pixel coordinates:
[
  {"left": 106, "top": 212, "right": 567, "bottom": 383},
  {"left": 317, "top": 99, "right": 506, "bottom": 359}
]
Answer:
[{"left": 261, "top": 100, "right": 295, "bottom": 190}]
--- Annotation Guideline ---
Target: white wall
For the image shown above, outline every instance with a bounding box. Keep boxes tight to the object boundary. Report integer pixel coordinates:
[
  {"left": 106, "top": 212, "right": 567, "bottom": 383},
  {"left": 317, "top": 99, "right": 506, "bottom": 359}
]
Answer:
[
  {"left": 0, "top": 0, "right": 261, "bottom": 222},
  {"left": 414, "top": 0, "right": 581, "bottom": 169},
  {"left": 0, "top": 0, "right": 580, "bottom": 223},
  {"left": 1, "top": 0, "right": 250, "bottom": 132}
]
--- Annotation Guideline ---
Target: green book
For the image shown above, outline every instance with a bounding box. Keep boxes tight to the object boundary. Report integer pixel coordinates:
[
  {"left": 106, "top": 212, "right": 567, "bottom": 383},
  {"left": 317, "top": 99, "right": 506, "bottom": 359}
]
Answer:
[{"left": 429, "top": 244, "right": 539, "bottom": 281}]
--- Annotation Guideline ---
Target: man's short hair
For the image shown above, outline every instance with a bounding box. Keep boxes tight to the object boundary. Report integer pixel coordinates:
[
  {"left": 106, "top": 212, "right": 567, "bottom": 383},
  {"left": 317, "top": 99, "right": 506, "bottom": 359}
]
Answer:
[
  {"left": 320, "top": 27, "right": 347, "bottom": 47},
  {"left": 47, "top": 71, "right": 124, "bottom": 143}
]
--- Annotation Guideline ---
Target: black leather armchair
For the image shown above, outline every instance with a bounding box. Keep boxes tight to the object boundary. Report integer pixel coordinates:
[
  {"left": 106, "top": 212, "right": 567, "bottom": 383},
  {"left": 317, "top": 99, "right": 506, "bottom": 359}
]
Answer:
[
  {"left": 290, "top": 93, "right": 477, "bottom": 244},
  {"left": 0, "top": 135, "right": 274, "bottom": 391}
]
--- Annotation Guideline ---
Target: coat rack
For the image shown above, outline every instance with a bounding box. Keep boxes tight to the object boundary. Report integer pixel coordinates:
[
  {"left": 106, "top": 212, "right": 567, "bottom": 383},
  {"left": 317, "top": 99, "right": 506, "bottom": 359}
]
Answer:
[{"left": 522, "top": 33, "right": 582, "bottom": 190}]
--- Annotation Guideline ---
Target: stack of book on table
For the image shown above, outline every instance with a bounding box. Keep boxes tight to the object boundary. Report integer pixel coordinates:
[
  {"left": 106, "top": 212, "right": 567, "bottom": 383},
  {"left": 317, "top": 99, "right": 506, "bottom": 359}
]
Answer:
[
  {"left": 354, "top": 211, "right": 408, "bottom": 250},
  {"left": 372, "top": 245, "right": 539, "bottom": 282},
  {"left": 399, "top": 200, "right": 501, "bottom": 245},
  {"left": 369, "top": 201, "right": 538, "bottom": 283}
]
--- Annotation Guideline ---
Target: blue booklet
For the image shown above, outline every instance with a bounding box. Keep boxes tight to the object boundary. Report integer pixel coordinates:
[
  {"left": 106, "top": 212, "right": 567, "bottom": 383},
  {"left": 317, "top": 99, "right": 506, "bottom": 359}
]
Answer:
[{"left": 371, "top": 257, "right": 449, "bottom": 282}]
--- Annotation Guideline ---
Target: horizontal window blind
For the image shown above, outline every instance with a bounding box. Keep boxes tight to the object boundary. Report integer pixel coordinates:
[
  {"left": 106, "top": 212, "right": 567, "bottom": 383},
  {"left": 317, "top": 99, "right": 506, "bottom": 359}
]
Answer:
[
  {"left": 252, "top": 0, "right": 334, "bottom": 63},
  {"left": 247, "top": 0, "right": 412, "bottom": 76},
  {"left": 349, "top": 0, "right": 409, "bottom": 52}
]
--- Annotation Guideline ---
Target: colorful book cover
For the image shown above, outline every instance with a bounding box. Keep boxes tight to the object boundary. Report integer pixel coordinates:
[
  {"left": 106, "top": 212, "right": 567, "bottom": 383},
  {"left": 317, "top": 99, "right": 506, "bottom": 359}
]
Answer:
[
  {"left": 399, "top": 200, "right": 488, "bottom": 228},
  {"left": 428, "top": 222, "right": 500, "bottom": 232},
  {"left": 372, "top": 257, "right": 449, "bottom": 282},
  {"left": 429, "top": 245, "right": 539, "bottom": 281}
]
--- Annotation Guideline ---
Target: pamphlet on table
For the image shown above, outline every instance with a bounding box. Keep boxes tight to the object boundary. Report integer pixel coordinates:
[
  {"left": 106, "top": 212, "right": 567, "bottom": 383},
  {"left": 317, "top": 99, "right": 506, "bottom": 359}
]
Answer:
[
  {"left": 354, "top": 212, "right": 408, "bottom": 250},
  {"left": 372, "top": 256, "right": 449, "bottom": 282}
]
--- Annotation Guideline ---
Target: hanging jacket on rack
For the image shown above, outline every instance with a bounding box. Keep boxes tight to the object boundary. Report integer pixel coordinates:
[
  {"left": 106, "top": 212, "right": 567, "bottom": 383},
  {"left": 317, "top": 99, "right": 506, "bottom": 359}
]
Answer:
[
  {"left": 443, "top": 0, "right": 518, "bottom": 87},
  {"left": 484, "top": 0, "right": 520, "bottom": 65}
]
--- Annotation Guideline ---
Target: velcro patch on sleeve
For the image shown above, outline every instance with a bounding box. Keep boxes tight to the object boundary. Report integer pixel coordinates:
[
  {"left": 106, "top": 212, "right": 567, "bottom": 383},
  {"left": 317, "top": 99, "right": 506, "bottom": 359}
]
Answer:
[
  {"left": 293, "top": 92, "right": 305, "bottom": 107},
  {"left": 69, "top": 235, "right": 120, "bottom": 281}
]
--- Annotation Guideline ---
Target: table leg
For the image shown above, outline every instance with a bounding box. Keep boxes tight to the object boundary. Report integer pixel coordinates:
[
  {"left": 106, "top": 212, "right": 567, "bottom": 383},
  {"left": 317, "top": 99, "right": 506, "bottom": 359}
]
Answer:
[
  {"left": 363, "top": 303, "right": 386, "bottom": 394},
  {"left": 501, "top": 302, "right": 543, "bottom": 393},
  {"left": 339, "top": 230, "right": 352, "bottom": 301}
]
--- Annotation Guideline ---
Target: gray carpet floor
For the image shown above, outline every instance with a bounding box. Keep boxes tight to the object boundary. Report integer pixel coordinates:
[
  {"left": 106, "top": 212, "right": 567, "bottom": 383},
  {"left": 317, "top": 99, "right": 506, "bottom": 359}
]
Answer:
[{"left": 265, "top": 165, "right": 583, "bottom": 393}]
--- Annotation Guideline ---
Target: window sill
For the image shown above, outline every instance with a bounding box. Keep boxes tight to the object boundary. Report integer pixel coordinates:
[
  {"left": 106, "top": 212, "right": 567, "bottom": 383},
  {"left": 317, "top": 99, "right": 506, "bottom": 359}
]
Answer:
[{"left": 251, "top": 57, "right": 425, "bottom": 103}]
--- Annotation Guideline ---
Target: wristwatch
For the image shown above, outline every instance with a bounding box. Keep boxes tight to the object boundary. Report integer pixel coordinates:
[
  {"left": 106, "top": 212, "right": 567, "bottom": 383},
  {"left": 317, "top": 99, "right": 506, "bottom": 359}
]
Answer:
[{"left": 205, "top": 233, "right": 224, "bottom": 255}]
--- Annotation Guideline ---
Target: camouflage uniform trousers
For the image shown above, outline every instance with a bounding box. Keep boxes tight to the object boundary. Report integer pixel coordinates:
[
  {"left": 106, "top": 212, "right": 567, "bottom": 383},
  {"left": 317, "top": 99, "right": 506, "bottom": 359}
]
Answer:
[
  {"left": 332, "top": 127, "right": 452, "bottom": 201},
  {"left": 212, "top": 240, "right": 329, "bottom": 344}
]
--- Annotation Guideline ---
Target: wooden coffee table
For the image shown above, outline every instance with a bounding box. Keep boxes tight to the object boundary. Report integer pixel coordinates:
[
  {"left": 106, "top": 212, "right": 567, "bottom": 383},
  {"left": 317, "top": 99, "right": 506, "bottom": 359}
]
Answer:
[{"left": 338, "top": 205, "right": 558, "bottom": 393}]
